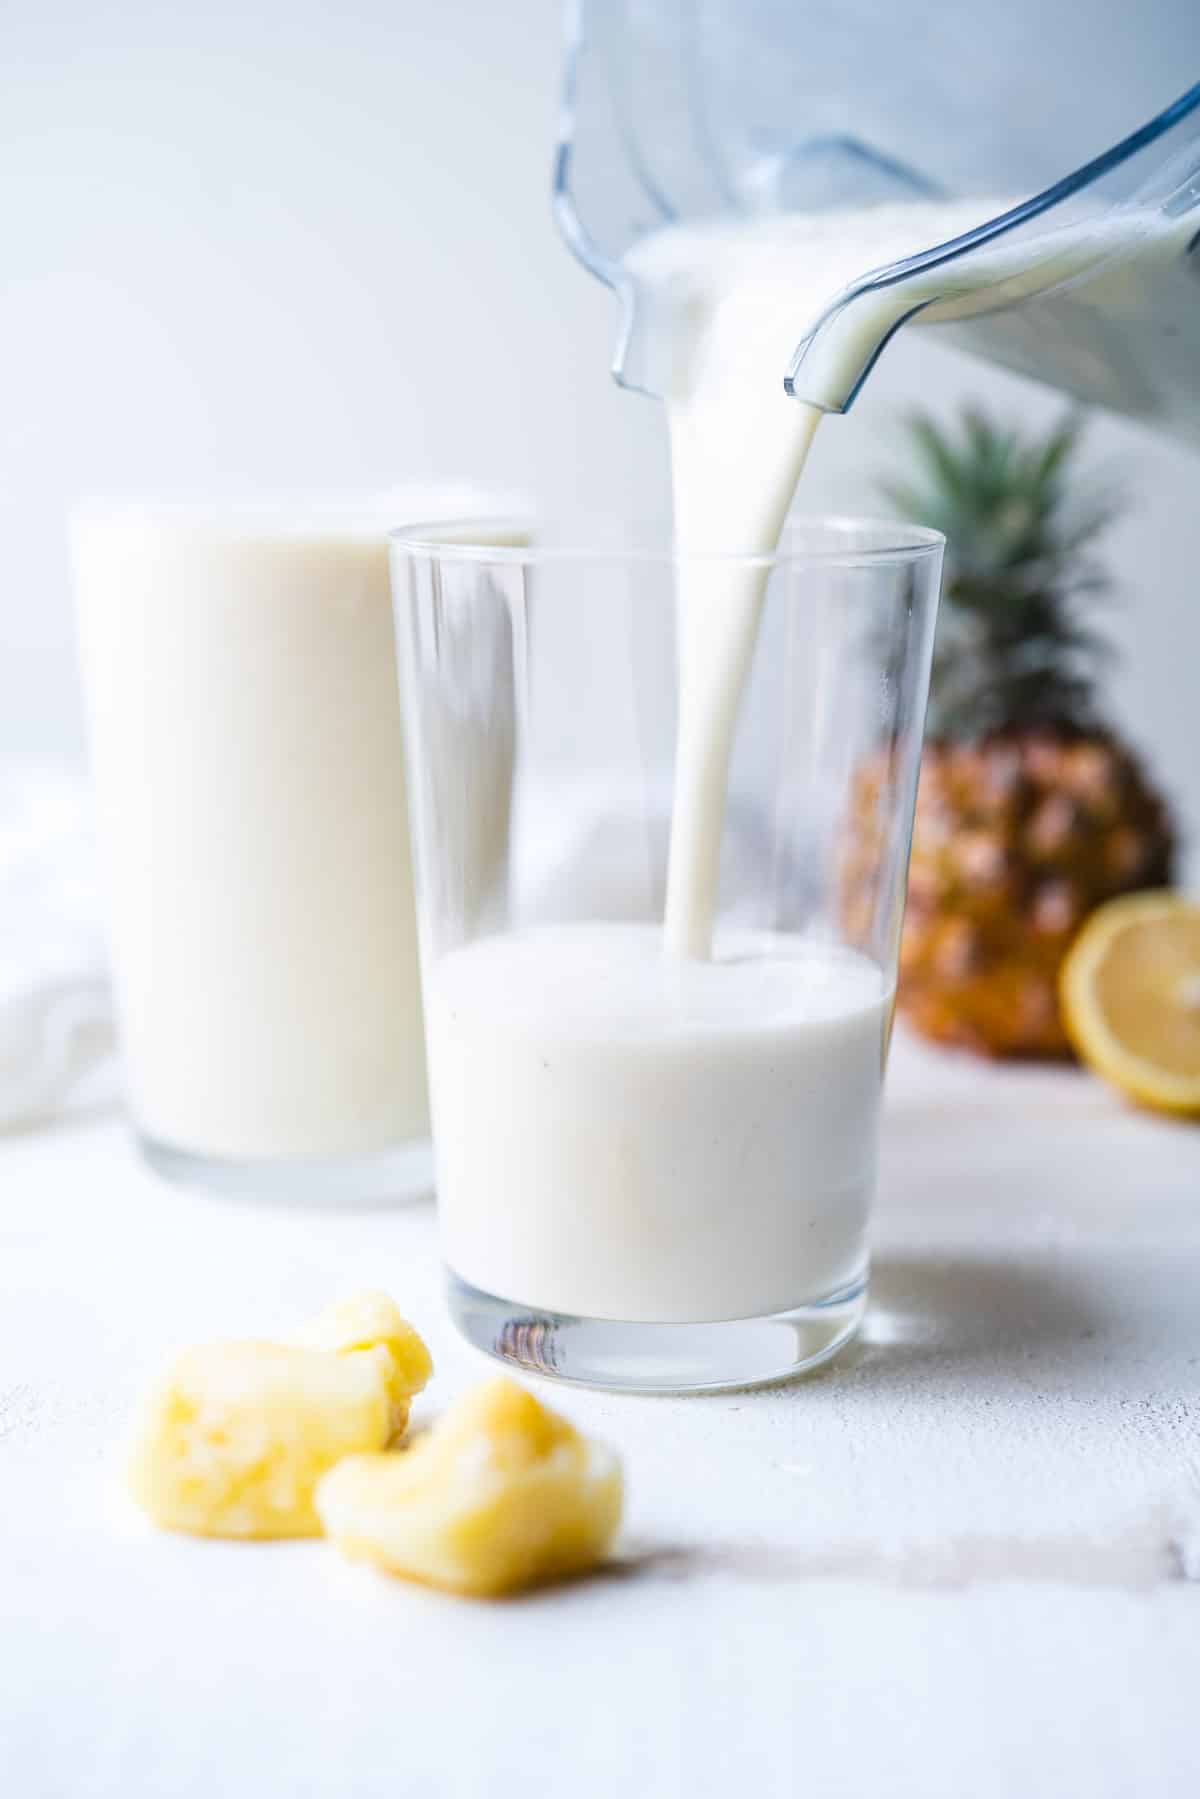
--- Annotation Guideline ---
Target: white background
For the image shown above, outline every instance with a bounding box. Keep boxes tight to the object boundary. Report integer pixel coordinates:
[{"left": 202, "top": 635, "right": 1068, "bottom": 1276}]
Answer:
[
  {"left": 4, "top": 14, "right": 1200, "bottom": 1793},
  {"left": 1, "top": 0, "right": 1198, "bottom": 847}
]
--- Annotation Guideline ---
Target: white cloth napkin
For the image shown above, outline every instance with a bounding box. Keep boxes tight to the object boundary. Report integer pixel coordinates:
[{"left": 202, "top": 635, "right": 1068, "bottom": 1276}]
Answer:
[{"left": 0, "top": 762, "right": 115, "bottom": 1131}]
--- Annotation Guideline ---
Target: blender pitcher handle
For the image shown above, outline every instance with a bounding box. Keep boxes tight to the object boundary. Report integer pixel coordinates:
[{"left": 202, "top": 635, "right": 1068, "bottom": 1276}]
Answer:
[{"left": 786, "top": 83, "right": 1200, "bottom": 430}]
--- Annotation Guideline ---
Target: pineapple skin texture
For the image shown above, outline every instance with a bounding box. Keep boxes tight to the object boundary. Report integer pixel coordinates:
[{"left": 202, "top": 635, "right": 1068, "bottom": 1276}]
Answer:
[
  {"left": 315, "top": 1377, "right": 623, "bottom": 1597},
  {"left": 843, "top": 729, "right": 1175, "bottom": 1058},
  {"left": 864, "top": 408, "right": 1177, "bottom": 1058},
  {"left": 127, "top": 1341, "right": 396, "bottom": 1539}
]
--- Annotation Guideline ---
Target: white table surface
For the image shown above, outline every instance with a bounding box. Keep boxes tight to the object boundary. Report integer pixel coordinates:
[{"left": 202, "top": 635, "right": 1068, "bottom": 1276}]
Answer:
[{"left": 5, "top": 1031, "right": 1200, "bottom": 1799}]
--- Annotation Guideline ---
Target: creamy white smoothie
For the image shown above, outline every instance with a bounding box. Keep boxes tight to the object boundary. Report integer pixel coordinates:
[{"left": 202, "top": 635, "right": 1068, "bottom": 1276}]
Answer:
[
  {"left": 430, "top": 207, "right": 976, "bottom": 1316},
  {"left": 641, "top": 203, "right": 992, "bottom": 957},
  {"left": 630, "top": 199, "right": 1195, "bottom": 956},
  {"left": 430, "top": 199, "right": 1190, "bottom": 1324},
  {"left": 75, "top": 508, "right": 428, "bottom": 1166},
  {"left": 431, "top": 924, "right": 888, "bottom": 1322}
]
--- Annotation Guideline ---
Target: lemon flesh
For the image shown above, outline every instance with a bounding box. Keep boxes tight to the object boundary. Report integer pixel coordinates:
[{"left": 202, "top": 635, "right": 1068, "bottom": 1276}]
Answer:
[{"left": 1060, "top": 892, "right": 1200, "bottom": 1115}]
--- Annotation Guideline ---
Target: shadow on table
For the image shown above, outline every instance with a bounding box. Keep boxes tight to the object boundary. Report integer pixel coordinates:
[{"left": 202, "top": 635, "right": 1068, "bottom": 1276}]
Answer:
[
  {"left": 831, "top": 1250, "right": 1107, "bottom": 1388},
  {"left": 883, "top": 1079, "right": 1118, "bottom": 1132}
]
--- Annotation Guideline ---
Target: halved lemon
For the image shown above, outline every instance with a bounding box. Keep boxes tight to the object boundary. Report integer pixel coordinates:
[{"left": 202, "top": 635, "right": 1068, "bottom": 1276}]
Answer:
[{"left": 1060, "top": 892, "right": 1200, "bottom": 1117}]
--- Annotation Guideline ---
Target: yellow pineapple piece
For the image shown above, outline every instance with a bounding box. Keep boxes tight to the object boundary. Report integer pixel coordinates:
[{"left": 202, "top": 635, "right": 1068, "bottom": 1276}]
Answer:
[
  {"left": 315, "top": 1376, "right": 623, "bottom": 1597},
  {"left": 127, "top": 1340, "right": 396, "bottom": 1539},
  {"left": 292, "top": 1291, "right": 433, "bottom": 1438}
]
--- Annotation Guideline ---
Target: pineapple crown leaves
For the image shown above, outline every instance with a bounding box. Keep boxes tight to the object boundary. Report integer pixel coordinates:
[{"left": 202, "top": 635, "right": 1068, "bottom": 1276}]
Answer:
[{"left": 880, "top": 406, "right": 1123, "bottom": 740}]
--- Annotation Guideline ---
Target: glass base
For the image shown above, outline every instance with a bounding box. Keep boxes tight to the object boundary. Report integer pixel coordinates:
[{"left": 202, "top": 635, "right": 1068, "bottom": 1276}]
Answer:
[
  {"left": 446, "top": 1269, "right": 866, "bottom": 1394},
  {"left": 138, "top": 1133, "right": 434, "bottom": 1206}
]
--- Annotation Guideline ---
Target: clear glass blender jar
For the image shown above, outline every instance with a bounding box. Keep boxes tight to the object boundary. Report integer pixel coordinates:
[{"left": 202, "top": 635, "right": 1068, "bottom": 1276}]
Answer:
[{"left": 555, "top": 0, "right": 1200, "bottom": 439}]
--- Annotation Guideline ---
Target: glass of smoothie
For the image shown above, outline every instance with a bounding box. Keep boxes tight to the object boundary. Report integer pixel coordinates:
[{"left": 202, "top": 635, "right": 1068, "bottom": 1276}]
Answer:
[
  {"left": 74, "top": 497, "right": 505, "bottom": 1203},
  {"left": 392, "top": 516, "right": 943, "bottom": 1389}
]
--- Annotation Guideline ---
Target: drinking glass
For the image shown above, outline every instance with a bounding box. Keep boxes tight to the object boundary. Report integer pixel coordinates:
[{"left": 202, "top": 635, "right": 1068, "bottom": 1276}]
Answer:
[
  {"left": 392, "top": 517, "right": 942, "bottom": 1389},
  {"left": 74, "top": 503, "right": 438, "bottom": 1202}
]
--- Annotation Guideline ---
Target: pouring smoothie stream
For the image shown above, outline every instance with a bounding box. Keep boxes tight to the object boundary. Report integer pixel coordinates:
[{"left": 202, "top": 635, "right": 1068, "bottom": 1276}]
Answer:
[
  {"left": 558, "top": 4, "right": 1199, "bottom": 970},
  {"left": 630, "top": 197, "right": 1199, "bottom": 959},
  {"left": 405, "top": 203, "right": 968, "bottom": 1362},
  {"left": 399, "top": 7, "right": 1199, "bottom": 1388}
]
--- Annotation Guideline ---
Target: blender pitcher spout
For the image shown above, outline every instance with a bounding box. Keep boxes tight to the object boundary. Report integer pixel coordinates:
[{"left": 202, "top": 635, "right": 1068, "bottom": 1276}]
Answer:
[
  {"left": 784, "top": 82, "right": 1200, "bottom": 436},
  {"left": 556, "top": 0, "right": 1200, "bottom": 441}
]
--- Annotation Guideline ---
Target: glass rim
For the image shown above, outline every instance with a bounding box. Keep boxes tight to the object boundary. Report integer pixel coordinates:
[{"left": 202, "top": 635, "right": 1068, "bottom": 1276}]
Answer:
[
  {"left": 69, "top": 487, "right": 520, "bottom": 539},
  {"left": 389, "top": 513, "right": 945, "bottom": 569}
]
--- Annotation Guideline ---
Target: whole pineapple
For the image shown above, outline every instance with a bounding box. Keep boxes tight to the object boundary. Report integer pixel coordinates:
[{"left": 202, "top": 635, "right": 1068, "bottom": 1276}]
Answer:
[{"left": 847, "top": 407, "right": 1176, "bottom": 1058}]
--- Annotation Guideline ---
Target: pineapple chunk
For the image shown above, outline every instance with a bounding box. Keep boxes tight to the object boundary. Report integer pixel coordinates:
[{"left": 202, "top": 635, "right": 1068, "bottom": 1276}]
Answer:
[
  {"left": 315, "top": 1376, "right": 623, "bottom": 1597},
  {"left": 127, "top": 1340, "right": 395, "bottom": 1539},
  {"left": 127, "top": 1294, "right": 432, "bottom": 1537},
  {"left": 292, "top": 1290, "right": 433, "bottom": 1438}
]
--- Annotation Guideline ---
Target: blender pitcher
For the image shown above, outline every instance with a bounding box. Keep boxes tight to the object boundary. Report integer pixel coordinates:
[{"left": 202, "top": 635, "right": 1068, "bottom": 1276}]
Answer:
[{"left": 555, "top": 0, "right": 1200, "bottom": 441}]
